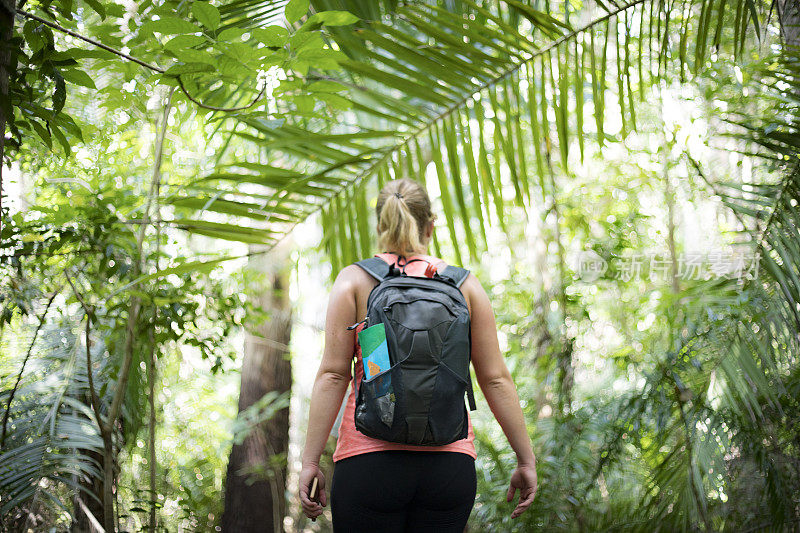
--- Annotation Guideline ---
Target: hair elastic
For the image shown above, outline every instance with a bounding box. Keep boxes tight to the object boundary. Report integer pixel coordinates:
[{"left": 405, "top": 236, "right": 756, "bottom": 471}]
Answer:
[{"left": 394, "top": 192, "right": 404, "bottom": 199}]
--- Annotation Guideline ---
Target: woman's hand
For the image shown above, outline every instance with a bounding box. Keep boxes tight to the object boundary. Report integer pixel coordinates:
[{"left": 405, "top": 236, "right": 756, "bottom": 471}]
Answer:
[
  {"left": 299, "top": 463, "right": 327, "bottom": 520},
  {"left": 507, "top": 461, "right": 537, "bottom": 519}
]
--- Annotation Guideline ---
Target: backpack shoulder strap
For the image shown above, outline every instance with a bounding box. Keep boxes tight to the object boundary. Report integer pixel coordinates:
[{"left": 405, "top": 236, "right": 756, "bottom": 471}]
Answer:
[
  {"left": 466, "top": 375, "right": 477, "bottom": 411},
  {"left": 439, "top": 263, "right": 476, "bottom": 409},
  {"left": 354, "top": 256, "right": 392, "bottom": 282},
  {"left": 438, "top": 265, "right": 471, "bottom": 288}
]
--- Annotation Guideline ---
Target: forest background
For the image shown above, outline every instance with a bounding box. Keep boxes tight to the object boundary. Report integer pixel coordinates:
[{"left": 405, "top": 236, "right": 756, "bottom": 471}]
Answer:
[{"left": 1, "top": 0, "right": 800, "bottom": 531}]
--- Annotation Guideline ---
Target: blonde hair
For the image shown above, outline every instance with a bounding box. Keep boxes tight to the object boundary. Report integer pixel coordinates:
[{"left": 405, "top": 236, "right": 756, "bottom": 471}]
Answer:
[{"left": 376, "top": 179, "right": 435, "bottom": 256}]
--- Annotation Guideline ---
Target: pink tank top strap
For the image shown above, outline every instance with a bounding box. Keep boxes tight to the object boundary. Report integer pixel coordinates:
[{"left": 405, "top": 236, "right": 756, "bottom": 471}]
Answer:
[{"left": 374, "top": 252, "right": 448, "bottom": 278}]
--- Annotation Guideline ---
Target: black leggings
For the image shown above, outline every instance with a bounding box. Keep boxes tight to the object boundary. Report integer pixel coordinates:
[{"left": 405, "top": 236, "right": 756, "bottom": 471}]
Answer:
[{"left": 330, "top": 450, "right": 477, "bottom": 532}]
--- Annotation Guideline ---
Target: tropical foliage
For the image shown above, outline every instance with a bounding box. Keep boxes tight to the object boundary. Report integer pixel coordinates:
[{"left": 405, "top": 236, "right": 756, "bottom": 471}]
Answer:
[{"left": 2, "top": 0, "right": 800, "bottom": 531}]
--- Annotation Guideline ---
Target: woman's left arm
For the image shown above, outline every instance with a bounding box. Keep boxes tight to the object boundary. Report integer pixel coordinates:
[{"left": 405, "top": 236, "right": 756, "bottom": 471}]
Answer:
[{"left": 299, "top": 265, "right": 361, "bottom": 519}]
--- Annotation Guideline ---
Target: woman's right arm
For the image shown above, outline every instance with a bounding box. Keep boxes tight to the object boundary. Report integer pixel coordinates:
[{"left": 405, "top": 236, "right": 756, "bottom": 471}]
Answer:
[{"left": 463, "top": 273, "right": 538, "bottom": 519}]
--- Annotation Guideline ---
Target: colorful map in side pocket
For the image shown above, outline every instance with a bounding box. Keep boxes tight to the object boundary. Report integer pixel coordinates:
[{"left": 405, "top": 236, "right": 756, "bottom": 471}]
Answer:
[{"left": 358, "top": 323, "right": 391, "bottom": 384}]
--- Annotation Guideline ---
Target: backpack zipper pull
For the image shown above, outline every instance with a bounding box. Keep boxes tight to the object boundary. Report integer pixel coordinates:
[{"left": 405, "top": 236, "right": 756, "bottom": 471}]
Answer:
[{"left": 347, "top": 316, "right": 369, "bottom": 330}]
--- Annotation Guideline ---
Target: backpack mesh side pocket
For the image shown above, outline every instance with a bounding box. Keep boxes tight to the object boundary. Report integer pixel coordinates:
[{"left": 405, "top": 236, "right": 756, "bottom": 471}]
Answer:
[{"left": 354, "top": 362, "right": 408, "bottom": 442}]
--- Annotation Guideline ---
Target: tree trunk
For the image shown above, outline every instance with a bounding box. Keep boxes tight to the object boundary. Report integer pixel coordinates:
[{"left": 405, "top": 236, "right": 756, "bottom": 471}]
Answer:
[
  {"left": 778, "top": 0, "right": 800, "bottom": 51},
  {"left": 544, "top": 136, "right": 573, "bottom": 415},
  {"left": 71, "top": 447, "right": 106, "bottom": 533},
  {"left": 71, "top": 323, "right": 110, "bottom": 533},
  {"left": 221, "top": 244, "right": 293, "bottom": 533},
  {"left": 147, "top": 331, "right": 157, "bottom": 533},
  {"left": 0, "top": 0, "right": 16, "bottom": 235}
]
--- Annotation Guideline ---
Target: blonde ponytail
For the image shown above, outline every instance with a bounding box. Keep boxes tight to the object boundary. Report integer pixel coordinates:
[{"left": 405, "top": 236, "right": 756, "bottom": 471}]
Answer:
[{"left": 376, "top": 179, "right": 434, "bottom": 256}]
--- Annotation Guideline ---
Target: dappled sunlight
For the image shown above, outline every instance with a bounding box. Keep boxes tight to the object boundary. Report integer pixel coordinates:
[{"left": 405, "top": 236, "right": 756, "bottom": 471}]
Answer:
[{"left": 2, "top": 0, "right": 799, "bottom": 532}]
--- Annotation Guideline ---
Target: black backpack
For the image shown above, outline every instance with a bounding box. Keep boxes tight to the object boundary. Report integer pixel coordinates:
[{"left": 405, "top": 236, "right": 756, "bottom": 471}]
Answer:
[{"left": 349, "top": 255, "right": 478, "bottom": 446}]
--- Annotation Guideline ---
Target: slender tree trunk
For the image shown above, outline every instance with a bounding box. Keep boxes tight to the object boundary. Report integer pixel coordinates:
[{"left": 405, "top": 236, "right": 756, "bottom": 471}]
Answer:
[
  {"left": 660, "top": 90, "right": 681, "bottom": 352},
  {"left": 147, "top": 147, "right": 165, "bottom": 533},
  {"left": 0, "top": 0, "right": 15, "bottom": 235},
  {"left": 87, "top": 90, "right": 173, "bottom": 533},
  {"left": 71, "top": 448, "right": 106, "bottom": 533},
  {"left": 147, "top": 331, "right": 157, "bottom": 532},
  {"left": 221, "top": 243, "right": 293, "bottom": 533},
  {"left": 778, "top": 0, "right": 800, "bottom": 120},
  {"left": 778, "top": 0, "right": 800, "bottom": 51},
  {"left": 100, "top": 434, "right": 115, "bottom": 533},
  {"left": 544, "top": 138, "right": 573, "bottom": 415},
  {"left": 664, "top": 148, "right": 680, "bottom": 295},
  {"left": 71, "top": 302, "right": 108, "bottom": 533}
]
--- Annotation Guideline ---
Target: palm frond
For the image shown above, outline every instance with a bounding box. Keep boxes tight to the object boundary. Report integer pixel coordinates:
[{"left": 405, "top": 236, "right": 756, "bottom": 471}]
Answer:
[
  {"left": 0, "top": 320, "right": 111, "bottom": 523},
  {"left": 585, "top": 48, "right": 800, "bottom": 529},
  {"left": 171, "top": 0, "right": 765, "bottom": 276}
]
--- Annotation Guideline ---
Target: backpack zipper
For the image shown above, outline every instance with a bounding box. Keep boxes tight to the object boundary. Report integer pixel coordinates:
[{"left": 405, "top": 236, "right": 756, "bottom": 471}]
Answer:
[
  {"left": 381, "top": 297, "right": 458, "bottom": 316},
  {"left": 347, "top": 316, "right": 369, "bottom": 330}
]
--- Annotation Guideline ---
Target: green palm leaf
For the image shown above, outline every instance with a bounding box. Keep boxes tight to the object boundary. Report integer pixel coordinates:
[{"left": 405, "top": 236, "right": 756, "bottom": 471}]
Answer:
[{"left": 176, "top": 0, "right": 764, "bottom": 274}]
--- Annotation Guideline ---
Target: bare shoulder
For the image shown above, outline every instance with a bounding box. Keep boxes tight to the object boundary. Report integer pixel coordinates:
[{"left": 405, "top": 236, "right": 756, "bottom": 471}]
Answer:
[
  {"left": 458, "top": 272, "right": 489, "bottom": 317},
  {"left": 330, "top": 264, "right": 375, "bottom": 301},
  {"left": 332, "top": 263, "right": 372, "bottom": 289},
  {"left": 460, "top": 271, "right": 483, "bottom": 293},
  {"left": 334, "top": 263, "right": 365, "bottom": 282}
]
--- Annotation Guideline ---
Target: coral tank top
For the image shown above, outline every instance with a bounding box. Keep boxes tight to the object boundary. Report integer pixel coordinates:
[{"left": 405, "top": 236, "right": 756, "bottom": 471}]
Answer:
[{"left": 331, "top": 252, "right": 477, "bottom": 463}]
